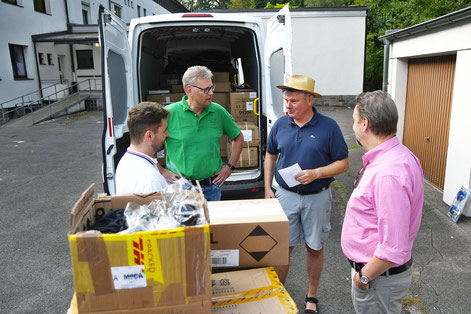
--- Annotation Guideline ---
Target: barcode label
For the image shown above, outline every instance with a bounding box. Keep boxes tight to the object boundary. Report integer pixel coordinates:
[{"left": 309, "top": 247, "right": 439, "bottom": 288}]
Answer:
[{"left": 211, "top": 250, "right": 239, "bottom": 267}]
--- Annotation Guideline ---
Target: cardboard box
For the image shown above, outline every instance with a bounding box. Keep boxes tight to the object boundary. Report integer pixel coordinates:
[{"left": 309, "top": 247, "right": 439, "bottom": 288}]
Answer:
[
  {"left": 235, "top": 115, "right": 258, "bottom": 126},
  {"left": 229, "top": 91, "right": 258, "bottom": 117},
  {"left": 68, "top": 185, "right": 212, "bottom": 313},
  {"left": 231, "top": 146, "right": 257, "bottom": 168},
  {"left": 214, "top": 81, "right": 231, "bottom": 92},
  {"left": 147, "top": 93, "right": 184, "bottom": 105},
  {"left": 171, "top": 85, "right": 184, "bottom": 93},
  {"left": 212, "top": 267, "right": 297, "bottom": 313},
  {"left": 236, "top": 122, "right": 260, "bottom": 148},
  {"left": 212, "top": 72, "right": 229, "bottom": 82},
  {"left": 208, "top": 199, "right": 289, "bottom": 269},
  {"left": 211, "top": 92, "right": 230, "bottom": 111},
  {"left": 220, "top": 135, "right": 228, "bottom": 158}
]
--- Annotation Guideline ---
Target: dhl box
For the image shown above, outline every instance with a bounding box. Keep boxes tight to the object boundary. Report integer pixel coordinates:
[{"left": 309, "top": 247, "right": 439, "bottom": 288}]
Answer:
[
  {"left": 67, "top": 185, "right": 212, "bottom": 313},
  {"left": 212, "top": 267, "right": 297, "bottom": 313},
  {"left": 147, "top": 93, "right": 184, "bottom": 105},
  {"left": 236, "top": 122, "right": 260, "bottom": 148},
  {"left": 212, "top": 72, "right": 229, "bottom": 82},
  {"left": 208, "top": 199, "right": 289, "bottom": 269}
]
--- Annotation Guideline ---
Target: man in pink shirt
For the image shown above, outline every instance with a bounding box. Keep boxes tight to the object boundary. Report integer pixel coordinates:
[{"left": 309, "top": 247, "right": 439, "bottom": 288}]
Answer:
[{"left": 341, "top": 91, "right": 424, "bottom": 313}]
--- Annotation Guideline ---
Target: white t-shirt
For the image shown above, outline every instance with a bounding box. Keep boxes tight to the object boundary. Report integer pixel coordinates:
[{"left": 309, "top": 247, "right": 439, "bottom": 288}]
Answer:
[{"left": 115, "top": 149, "right": 168, "bottom": 195}]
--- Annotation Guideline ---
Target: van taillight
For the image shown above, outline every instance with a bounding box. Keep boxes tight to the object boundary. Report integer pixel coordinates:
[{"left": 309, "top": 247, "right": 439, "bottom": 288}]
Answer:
[{"left": 182, "top": 13, "right": 213, "bottom": 18}]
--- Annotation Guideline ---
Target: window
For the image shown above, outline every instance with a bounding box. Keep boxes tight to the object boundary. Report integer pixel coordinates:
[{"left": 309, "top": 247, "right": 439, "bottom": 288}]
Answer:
[
  {"left": 137, "top": 5, "right": 141, "bottom": 17},
  {"left": 3, "top": 0, "right": 22, "bottom": 6},
  {"left": 82, "top": 9, "right": 88, "bottom": 24},
  {"left": 9, "top": 44, "right": 28, "bottom": 79},
  {"left": 143, "top": 8, "right": 146, "bottom": 16},
  {"left": 131, "top": 1, "right": 133, "bottom": 8},
  {"left": 38, "top": 52, "right": 46, "bottom": 65},
  {"left": 47, "top": 53, "right": 53, "bottom": 65},
  {"left": 76, "top": 50, "right": 94, "bottom": 69},
  {"left": 34, "top": 0, "right": 50, "bottom": 14},
  {"left": 113, "top": 3, "right": 122, "bottom": 18}
]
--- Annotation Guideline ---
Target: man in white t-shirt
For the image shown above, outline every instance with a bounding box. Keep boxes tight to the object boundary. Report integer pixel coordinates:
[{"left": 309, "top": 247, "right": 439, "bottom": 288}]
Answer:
[{"left": 115, "top": 102, "right": 176, "bottom": 195}]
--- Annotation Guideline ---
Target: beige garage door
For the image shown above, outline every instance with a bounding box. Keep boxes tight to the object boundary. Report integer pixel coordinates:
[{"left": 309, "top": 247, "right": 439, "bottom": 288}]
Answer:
[{"left": 403, "top": 54, "right": 456, "bottom": 190}]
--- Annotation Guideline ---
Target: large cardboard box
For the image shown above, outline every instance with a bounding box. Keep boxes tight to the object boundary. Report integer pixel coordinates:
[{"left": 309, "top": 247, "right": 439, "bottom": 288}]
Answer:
[
  {"left": 208, "top": 199, "right": 289, "bottom": 269},
  {"left": 232, "top": 146, "right": 258, "bottom": 168},
  {"left": 229, "top": 91, "right": 258, "bottom": 118},
  {"left": 212, "top": 72, "right": 229, "bottom": 82},
  {"left": 68, "top": 185, "right": 212, "bottom": 313},
  {"left": 212, "top": 267, "right": 297, "bottom": 313},
  {"left": 212, "top": 92, "right": 230, "bottom": 111},
  {"left": 214, "top": 82, "right": 231, "bottom": 92},
  {"left": 236, "top": 121, "right": 260, "bottom": 148},
  {"left": 147, "top": 93, "right": 184, "bottom": 104}
]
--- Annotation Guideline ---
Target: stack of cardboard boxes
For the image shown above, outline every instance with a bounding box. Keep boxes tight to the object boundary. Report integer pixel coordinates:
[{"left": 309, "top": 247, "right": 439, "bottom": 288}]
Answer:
[{"left": 67, "top": 185, "right": 297, "bottom": 313}]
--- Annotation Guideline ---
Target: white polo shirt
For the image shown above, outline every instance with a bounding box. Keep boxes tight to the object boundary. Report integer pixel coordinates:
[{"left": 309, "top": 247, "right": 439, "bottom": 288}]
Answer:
[{"left": 115, "top": 149, "right": 168, "bottom": 195}]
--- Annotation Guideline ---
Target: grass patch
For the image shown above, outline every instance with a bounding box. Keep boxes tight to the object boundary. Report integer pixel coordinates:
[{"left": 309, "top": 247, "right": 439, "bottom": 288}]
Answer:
[
  {"left": 403, "top": 296, "right": 426, "bottom": 312},
  {"left": 348, "top": 144, "right": 361, "bottom": 150}
]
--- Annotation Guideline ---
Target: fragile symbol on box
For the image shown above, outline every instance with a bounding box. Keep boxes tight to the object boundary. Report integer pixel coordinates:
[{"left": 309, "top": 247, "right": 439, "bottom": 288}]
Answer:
[{"left": 239, "top": 225, "right": 278, "bottom": 262}]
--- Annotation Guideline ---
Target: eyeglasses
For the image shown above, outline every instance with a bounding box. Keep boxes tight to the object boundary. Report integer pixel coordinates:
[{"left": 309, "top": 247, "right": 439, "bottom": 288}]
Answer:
[
  {"left": 190, "top": 84, "right": 216, "bottom": 94},
  {"left": 353, "top": 166, "right": 365, "bottom": 189}
]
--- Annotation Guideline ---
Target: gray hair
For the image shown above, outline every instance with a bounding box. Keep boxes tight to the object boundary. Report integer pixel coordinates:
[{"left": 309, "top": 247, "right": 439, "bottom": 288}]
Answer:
[
  {"left": 355, "top": 90, "right": 398, "bottom": 137},
  {"left": 281, "top": 89, "right": 312, "bottom": 100},
  {"left": 182, "top": 66, "right": 213, "bottom": 89}
]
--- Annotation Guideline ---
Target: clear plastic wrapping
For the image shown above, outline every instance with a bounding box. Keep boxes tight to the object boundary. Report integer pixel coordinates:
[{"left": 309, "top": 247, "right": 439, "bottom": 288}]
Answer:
[{"left": 119, "top": 177, "right": 207, "bottom": 234}]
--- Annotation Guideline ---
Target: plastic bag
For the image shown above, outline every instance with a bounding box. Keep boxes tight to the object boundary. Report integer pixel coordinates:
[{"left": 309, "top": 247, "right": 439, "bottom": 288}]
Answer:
[{"left": 119, "top": 176, "right": 206, "bottom": 234}]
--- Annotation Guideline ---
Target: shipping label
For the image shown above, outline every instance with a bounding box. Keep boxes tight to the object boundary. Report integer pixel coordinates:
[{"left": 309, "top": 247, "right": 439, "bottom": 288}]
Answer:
[{"left": 211, "top": 249, "right": 239, "bottom": 267}]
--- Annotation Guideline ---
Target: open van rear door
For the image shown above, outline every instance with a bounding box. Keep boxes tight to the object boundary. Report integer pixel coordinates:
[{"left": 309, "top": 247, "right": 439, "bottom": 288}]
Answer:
[
  {"left": 98, "top": 6, "right": 135, "bottom": 195},
  {"left": 264, "top": 5, "right": 292, "bottom": 134}
]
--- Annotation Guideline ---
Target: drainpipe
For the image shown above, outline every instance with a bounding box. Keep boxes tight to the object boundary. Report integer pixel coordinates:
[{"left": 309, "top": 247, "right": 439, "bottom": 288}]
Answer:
[
  {"left": 382, "top": 38, "right": 390, "bottom": 92},
  {"left": 33, "top": 41, "right": 43, "bottom": 99},
  {"left": 64, "top": 0, "right": 76, "bottom": 87}
]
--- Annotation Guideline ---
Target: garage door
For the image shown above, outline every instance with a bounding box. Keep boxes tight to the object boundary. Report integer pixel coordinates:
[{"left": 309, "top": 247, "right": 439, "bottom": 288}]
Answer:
[{"left": 403, "top": 55, "right": 456, "bottom": 190}]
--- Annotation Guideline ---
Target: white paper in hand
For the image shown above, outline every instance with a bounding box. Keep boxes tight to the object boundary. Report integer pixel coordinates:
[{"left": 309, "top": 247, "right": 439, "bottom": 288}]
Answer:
[{"left": 278, "top": 163, "right": 302, "bottom": 187}]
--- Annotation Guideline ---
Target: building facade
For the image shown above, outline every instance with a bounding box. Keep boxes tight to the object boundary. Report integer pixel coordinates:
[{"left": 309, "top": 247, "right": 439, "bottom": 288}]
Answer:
[{"left": 0, "top": 0, "right": 187, "bottom": 115}]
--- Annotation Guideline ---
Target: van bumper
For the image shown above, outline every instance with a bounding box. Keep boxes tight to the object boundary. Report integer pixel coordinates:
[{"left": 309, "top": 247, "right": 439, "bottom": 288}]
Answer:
[{"left": 220, "top": 179, "right": 265, "bottom": 197}]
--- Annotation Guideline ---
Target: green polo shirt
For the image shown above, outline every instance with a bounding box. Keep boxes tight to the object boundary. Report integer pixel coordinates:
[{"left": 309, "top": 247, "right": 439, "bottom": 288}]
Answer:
[{"left": 165, "top": 96, "right": 241, "bottom": 180}]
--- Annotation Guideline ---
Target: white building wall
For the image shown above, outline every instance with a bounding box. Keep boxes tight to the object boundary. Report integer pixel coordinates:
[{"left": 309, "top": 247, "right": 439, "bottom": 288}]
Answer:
[
  {"left": 386, "top": 21, "right": 471, "bottom": 213},
  {"left": 0, "top": 1, "right": 67, "bottom": 106},
  {"left": 246, "top": 10, "right": 366, "bottom": 96}
]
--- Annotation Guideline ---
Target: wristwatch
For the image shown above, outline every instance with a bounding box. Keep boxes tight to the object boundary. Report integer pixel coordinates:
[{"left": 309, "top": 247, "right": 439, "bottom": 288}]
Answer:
[
  {"left": 226, "top": 163, "right": 236, "bottom": 171},
  {"left": 358, "top": 269, "right": 369, "bottom": 285}
]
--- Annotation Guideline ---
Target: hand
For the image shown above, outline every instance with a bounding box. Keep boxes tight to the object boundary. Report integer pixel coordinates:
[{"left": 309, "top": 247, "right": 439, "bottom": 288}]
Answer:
[
  {"left": 353, "top": 272, "right": 370, "bottom": 291},
  {"left": 294, "top": 169, "right": 321, "bottom": 185},
  {"left": 265, "top": 188, "right": 275, "bottom": 199},
  {"left": 212, "top": 165, "right": 232, "bottom": 187},
  {"left": 161, "top": 168, "right": 178, "bottom": 184}
]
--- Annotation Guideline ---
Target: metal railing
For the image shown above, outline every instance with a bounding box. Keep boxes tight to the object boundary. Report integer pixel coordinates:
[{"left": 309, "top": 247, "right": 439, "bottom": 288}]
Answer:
[{"left": 0, "top": 78, "right": 102, "bottom": 124}]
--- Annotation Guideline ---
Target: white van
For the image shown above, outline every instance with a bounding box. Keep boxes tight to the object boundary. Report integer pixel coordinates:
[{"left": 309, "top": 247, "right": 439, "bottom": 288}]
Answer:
[{"left": 99, "top": 5, "right": 292, "bottom": 196}]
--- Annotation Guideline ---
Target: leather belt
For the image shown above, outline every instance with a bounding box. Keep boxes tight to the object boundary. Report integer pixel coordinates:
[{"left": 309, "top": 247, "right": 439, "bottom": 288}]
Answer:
[
  {"left": 348, "top": 258, "right": 413, "bottom": 276},
  {"left": 191, "top": 177, "right": 212, "bottom": 186},
  {"left": 288, "top": 186, "right": 329, "bottom": 195}
]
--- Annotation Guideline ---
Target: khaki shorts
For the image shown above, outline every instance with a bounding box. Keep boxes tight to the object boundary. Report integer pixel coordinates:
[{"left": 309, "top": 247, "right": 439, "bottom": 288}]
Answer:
[{"left": 275, "top": 186, "right": 332, "bottom": 250}]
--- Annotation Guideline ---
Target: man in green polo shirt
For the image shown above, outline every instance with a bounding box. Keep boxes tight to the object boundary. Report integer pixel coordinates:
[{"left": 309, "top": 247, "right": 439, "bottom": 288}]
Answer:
[{"left": 165, "top": 65, "right": 244, "bottom": 201}]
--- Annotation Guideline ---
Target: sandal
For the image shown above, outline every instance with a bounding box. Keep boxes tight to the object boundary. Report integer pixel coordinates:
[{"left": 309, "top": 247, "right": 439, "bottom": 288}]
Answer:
[{"left": 305, "top": 296, "right": 319, "bottom": 314}]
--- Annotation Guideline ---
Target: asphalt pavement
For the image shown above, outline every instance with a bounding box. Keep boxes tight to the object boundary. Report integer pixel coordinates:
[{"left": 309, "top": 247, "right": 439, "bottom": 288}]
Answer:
[{"left": 1, "top": 107, "right": 470, "bottom": 313}]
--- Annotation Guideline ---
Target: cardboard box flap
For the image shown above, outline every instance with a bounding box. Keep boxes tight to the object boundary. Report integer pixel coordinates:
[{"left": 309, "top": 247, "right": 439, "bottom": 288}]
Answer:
[
  {"left": 69, "top": 184, "right": 96, "bottom": 235},
  {"left": 208, "top": 199, "right": 287, "bottom": 224}
]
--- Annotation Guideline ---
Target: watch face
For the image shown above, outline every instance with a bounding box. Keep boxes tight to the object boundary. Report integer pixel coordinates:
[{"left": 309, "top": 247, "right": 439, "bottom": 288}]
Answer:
[{"left": 360, "top": 275, "right": 369, "bottom": 284}]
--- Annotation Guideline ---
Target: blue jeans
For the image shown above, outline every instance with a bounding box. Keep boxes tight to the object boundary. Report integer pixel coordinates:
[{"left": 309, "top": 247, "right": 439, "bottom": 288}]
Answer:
[{"left": 201, "top": 183, "right": 221, "bottom": 201}]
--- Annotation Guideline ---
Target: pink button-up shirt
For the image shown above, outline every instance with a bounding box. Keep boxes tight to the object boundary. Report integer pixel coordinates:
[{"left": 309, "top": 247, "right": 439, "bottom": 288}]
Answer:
[{"left": 341, "top": 136, "right": 424, "bottom": 266}]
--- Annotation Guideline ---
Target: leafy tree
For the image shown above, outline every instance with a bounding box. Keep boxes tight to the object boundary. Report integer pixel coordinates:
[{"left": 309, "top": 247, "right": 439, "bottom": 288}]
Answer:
[
  {"left": 353, "top": 0, "right": 471, "bottom": 90},
  {"left": 228, "top": 0, "right": 252, "bottom": 9}
]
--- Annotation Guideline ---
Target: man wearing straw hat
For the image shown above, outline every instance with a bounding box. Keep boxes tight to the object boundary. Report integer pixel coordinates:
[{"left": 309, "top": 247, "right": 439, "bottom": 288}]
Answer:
[{"left": 264, "top": 74, "right": 349, "bottom": 313}]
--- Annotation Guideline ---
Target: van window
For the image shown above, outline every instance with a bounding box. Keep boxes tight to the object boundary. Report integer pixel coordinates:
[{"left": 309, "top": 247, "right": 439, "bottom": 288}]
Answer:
[
  {"left": 269, "top": 48, "right": 285, "bottom": 117},
  {"left": 108, "top": 50, "right": 128, "bottom": 125}
]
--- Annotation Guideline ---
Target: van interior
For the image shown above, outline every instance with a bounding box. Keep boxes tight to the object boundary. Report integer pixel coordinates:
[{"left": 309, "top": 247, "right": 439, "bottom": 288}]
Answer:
[{"left": 125, "top": 25, "right": 265, "bottom": 185}]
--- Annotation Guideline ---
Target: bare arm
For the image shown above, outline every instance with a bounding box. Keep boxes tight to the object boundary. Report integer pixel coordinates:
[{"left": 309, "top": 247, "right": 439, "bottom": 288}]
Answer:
[
  {"left": 353, "top": 256, "right": 395, "bottom": 290},
  {"left": 295, "top": 158, "right": 349, "bottom": 185},
  {"left": 264, "top": 152, "right": 278, "bottom": 198},
  {"left": 157, "top": 163, "right": 178, "bottom": 184},
  {"left": 213, "top": 132, "right": 244, "bottom": 186}
]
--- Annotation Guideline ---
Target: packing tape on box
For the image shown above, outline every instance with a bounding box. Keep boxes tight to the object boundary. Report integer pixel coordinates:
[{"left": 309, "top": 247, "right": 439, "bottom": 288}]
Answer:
[{"left": 212, "top": 267, "right": 297, "bottom": 313}]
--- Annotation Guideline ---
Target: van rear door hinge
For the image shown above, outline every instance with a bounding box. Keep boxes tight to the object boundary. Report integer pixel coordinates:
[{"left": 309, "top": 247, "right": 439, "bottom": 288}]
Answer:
[
  {"left": 104, "top": 14, "right": 112, "bottom": 25},
  {"left": 277, "top": 14, "right": 285, "bottom": 25}
]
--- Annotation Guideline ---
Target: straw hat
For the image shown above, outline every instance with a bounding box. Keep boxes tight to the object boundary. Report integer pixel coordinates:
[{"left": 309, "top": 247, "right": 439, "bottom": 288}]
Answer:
[{"left": 277, "top": 74, "right": 322, "bottom": 98}]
